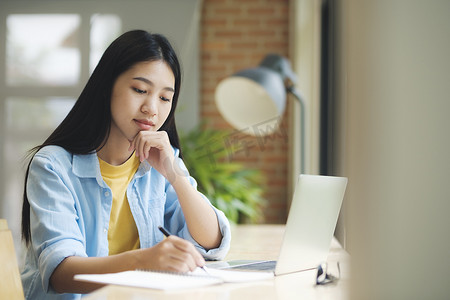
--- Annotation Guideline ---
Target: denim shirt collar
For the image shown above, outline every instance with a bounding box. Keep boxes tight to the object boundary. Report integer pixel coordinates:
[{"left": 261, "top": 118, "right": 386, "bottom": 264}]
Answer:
[
  {"left": 72, "top": 152, "right": 152, "bottom": 182},
  {"left": 72, "top": 152, "right": 99, "bottom": 178}
]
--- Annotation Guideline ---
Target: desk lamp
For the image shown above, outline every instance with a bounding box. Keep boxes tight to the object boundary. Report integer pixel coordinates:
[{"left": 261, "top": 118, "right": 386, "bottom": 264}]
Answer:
[{"left": 215, "top": 54, "right": 305, "bottom": 173}]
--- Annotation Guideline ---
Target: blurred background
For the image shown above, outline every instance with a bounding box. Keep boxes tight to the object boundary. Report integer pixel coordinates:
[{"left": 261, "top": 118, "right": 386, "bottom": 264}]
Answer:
[{"left": 1, "top": 0, "right": 449, "bottom": 298}]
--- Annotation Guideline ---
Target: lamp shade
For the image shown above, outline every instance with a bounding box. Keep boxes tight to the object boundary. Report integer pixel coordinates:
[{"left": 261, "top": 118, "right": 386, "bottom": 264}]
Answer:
[
  {"left": 215, "top": 60, "right": 288, "bottom": 136},
  {"left": 215, "top": 54, "right": 305, "bottom": 173}
]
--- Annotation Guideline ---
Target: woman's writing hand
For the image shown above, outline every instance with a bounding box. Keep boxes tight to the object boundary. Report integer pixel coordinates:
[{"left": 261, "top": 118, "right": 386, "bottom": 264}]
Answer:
[{"left": 137, "top": 236, "right": 205, "bottom": 273}]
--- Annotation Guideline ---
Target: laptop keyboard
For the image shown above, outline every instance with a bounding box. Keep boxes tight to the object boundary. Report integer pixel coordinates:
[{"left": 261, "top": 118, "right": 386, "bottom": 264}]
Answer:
[{"left": 228, "top": 260, "right": 277, "bottom": 271}]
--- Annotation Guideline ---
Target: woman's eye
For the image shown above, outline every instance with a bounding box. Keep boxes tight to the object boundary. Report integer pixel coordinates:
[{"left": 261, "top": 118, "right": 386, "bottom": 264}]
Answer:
[
  {"left": 133, "top": 87, "right": 147, "bottom": 94},
  {"left": 160, "top": 96, "right": 171, "bottom": 102}
]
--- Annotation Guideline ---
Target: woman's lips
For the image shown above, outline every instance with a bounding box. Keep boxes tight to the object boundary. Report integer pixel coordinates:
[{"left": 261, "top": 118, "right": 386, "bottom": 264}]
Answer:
[{"left": 134, "top": 119, "right": 155, "bottom": 130}]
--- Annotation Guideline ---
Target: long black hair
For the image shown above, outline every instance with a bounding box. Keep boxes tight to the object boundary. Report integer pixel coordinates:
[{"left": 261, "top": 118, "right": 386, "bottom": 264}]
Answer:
[{"left": 21, "top": 30, "right": 183, "bottom": 245}]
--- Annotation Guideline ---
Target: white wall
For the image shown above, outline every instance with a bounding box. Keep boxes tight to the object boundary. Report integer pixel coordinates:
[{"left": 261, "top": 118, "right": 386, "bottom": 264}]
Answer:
[{"left": 338, "top": 0, "right": 450, "bottom": 298}]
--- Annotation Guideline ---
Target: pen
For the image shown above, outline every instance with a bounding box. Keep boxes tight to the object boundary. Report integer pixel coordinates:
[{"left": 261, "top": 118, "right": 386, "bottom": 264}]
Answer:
[
  {"left": 158, "top": 226, "right": 211, "bottom": 276},
  {"left": 158, "top": 226, "right": 171, "bottom": 238}
]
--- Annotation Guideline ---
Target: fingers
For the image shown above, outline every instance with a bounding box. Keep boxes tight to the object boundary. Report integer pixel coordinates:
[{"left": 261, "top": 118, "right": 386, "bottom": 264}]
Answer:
[
  {"left": 134, "top": 136, "right": 153, "bottom": 162},
  {"left": 157, "top": 236, "right": 205, "bottom": 273},
  {"left": 130, "top": 131, "right": 171, "bottom": 163},
  {"left": 131, "top": 133, "right": 151, "bottom": 162},
  {"left": 170, "top": 236, "right": 205, "bottom": 266}
]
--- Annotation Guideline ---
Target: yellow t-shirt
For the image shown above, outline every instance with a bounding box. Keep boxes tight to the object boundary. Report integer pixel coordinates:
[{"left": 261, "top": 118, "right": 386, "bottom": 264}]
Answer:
[{"left": 98, "top": 154, "right": 141, "bottom": 255}]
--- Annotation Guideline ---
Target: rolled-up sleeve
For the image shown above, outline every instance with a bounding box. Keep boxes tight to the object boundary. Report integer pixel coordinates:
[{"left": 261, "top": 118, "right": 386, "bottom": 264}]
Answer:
[
  {"left": 27, "top": 153, "right": 87, "bottom": 293},
  {"left": 187, "top": 207, "right": 231, "bottom": 260}
]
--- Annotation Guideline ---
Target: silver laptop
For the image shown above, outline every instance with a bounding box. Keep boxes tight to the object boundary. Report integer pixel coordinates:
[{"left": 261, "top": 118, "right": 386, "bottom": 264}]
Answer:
[{"left": 210, "top": 174, "right": 347, "bottom": 276}]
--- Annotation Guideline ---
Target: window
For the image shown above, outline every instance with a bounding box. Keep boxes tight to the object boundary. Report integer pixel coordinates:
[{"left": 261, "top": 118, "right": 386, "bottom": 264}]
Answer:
[
  {"left": 1, "top": 12, "right": 121, "bottom": 261},
  {"left": 7, "top": 14, "right": 81, "bottom": 86}
]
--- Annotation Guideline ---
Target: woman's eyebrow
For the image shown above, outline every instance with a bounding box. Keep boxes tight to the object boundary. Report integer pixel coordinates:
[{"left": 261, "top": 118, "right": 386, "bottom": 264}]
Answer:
[{"left": 132, "top": 77, "right": 175, "bottom": 92}]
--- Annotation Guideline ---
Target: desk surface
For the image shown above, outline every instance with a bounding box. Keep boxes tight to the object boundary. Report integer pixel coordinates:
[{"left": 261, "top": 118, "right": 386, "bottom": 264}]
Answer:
[{"left": 84, "top": 224, "right": 350, "bottom": 300}]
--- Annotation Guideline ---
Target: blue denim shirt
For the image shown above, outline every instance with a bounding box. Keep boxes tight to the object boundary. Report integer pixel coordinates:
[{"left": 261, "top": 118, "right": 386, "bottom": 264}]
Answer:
[{"left": 21, "top": 145, "right": 231, "bottom": 300}]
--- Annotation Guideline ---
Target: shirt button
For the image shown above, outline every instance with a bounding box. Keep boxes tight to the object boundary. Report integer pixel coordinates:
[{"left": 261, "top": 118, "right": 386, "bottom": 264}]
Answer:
[
  {"left": 103, "top": 228, "right": 107, "bottom": 234},
  {"left": 104, "top": 191, "right": 110, "bottom": 197}
]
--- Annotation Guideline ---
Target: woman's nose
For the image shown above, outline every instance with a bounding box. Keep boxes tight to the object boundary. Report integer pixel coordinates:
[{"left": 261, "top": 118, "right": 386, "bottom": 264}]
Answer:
[{"left": 141, "top": 99, "right": 157, "bottom": 116}]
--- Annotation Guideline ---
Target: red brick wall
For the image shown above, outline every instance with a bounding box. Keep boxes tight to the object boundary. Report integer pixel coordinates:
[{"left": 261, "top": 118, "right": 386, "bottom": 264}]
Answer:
[{"left": 201, "top": 0, "right": 290, "bottom": 223}]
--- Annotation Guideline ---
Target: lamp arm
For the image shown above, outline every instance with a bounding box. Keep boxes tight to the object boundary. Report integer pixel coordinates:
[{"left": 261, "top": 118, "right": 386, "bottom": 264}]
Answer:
[{"left": 286, "top": 85, "right": 305, "bottom": 175}]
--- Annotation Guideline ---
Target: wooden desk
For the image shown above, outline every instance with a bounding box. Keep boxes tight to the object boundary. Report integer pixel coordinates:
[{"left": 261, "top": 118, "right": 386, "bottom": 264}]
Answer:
[
  {"left": 0, "top": 219, "right": 25, "bottom": 299},
  {"left": 84, "top": 225, "right": 350, "bottom": 300}
]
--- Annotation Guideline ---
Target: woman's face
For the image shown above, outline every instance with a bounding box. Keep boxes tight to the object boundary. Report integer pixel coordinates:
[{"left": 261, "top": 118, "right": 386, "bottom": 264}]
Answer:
[{"left": 109, "top": 60, "right": 175, "bottom": 145}]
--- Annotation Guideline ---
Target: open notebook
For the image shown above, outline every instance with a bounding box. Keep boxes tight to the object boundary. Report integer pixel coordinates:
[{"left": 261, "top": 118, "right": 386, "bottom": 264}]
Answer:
[{"left": 74, "top": 267, "right": 273, "bottom": 290}]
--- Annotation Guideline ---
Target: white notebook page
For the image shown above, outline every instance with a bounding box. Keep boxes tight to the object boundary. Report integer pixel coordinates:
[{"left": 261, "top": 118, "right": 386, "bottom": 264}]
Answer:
[{"left": 75, "top": 267, "right": 273, "bottom": 290}]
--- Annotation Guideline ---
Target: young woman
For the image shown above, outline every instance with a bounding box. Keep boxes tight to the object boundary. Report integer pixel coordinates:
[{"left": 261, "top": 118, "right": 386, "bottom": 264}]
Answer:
[{"left": 20, "top": 30, "right": 231, "bottom": 299}]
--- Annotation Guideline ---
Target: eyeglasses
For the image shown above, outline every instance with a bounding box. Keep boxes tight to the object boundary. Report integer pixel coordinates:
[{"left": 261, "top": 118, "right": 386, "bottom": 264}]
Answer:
[{"left": 316, "top": 262, "right": 340, "bottom": 285}]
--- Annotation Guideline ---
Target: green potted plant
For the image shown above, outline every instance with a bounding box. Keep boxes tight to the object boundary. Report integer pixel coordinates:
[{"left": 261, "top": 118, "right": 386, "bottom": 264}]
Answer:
[{"left": 179, "top": 125, "right": 266, "bottom": 223}]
